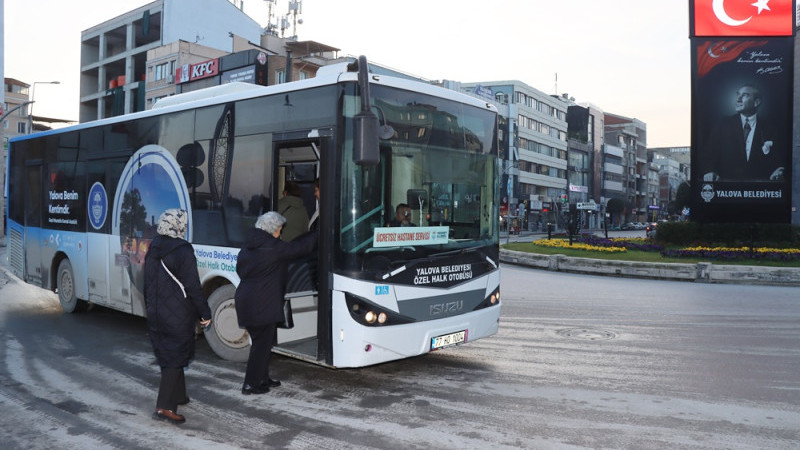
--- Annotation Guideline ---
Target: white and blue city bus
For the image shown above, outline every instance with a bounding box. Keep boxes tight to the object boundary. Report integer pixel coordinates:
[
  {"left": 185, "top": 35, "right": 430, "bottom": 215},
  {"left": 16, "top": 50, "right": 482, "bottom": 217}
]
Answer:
[{"left": 5, "top": 57, "right": 501, "bottom": 368}]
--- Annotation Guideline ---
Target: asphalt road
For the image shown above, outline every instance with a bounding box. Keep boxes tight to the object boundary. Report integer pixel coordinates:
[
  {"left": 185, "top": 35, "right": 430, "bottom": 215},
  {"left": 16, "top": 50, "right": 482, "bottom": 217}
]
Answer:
[{"left": 1, "top": 259, "right": 798, "bottom": 449}]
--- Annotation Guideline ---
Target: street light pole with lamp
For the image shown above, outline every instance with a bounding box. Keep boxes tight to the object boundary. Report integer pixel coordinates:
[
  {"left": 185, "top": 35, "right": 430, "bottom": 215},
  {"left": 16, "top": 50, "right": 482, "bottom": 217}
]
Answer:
[{"left": 28, "top": 80, "right": 60, "bottom": 134}]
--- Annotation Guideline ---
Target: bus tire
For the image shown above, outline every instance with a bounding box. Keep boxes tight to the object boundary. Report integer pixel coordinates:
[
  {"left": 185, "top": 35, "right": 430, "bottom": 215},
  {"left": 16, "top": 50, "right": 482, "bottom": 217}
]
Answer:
[
  {"left": 57, "top": 259, "right": 87, "bottom": 313},
  {"left": 204, "top": 284, "right": 250, "bottom": 362}
]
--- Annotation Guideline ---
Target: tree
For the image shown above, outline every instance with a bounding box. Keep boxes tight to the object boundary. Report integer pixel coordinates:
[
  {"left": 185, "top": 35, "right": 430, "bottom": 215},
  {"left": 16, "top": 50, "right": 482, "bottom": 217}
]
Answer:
[
  {"left": 606, "top": 197, "right": 625, "bottom": 225},
  {"left": 674, "top": 182, "right": 691, "bottom": 211}
]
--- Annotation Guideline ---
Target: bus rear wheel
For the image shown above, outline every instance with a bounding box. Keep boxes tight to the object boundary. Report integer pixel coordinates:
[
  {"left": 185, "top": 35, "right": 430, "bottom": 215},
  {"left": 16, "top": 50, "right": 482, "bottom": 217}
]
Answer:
[
  {"left": 204, "top": 284, "right": 250, "bottom": 362},
  {"left": 57, "top": 259, "right": 87, "bottom": 313}
]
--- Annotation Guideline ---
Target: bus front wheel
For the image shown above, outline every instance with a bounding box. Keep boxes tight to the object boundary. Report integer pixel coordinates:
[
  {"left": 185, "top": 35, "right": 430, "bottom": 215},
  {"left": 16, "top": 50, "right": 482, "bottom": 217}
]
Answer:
[
  {"left": 204, "top": 284, "right": 250, "bottom": 362},
  {"left": 57, "top": 259, "right": 87, "bottom": 313}
]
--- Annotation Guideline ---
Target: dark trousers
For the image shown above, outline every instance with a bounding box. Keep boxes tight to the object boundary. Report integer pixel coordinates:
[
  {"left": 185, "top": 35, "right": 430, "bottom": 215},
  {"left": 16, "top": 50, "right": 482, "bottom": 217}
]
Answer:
[
  {"left": 244, "top": 323, "right": 276, "bottom": 386},
  {"left": 156, "top": 367, "right": 186, "bottom": 411}
]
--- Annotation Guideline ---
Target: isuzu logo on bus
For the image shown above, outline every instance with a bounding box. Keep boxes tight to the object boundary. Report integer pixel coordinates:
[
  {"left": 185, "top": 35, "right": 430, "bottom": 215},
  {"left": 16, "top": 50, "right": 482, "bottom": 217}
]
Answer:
[{"left": 430, "top": 300, "right": 463, "bottom": 317}]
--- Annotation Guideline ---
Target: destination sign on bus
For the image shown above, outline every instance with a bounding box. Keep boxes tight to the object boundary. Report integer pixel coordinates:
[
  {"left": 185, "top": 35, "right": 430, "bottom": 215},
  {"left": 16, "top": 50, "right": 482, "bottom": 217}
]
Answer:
[{"left": 372, "top": 226, "right": 449, "bottom": 248}]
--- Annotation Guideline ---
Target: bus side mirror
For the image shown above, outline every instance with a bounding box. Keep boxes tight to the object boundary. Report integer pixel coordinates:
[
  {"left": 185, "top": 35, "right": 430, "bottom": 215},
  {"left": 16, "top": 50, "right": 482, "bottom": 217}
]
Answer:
[
  {"left": 351, "top": 55, "right": 380, "bottom": 166},
  {"left": 353, "top": 111, "right": 380, "bottom": 166}
]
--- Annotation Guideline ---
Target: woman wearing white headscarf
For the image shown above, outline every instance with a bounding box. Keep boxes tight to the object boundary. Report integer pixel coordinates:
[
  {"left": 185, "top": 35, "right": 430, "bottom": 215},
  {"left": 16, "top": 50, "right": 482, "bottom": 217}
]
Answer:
[
  {"left": 235, "top": 211, "right": 317, "bottom": 395},
  {"left": 144, "top": 209, "right": 211, "bottom": 425}
]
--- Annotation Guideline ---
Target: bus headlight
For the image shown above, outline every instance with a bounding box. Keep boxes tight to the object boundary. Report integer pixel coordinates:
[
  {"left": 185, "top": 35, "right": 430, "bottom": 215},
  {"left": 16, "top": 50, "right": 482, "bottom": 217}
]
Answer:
[
  {"left": 344, "top": 293, "right": 414, "bottom": 327},
  {"left": 473, "top": 287, "right": 500, "bottom": 311}
]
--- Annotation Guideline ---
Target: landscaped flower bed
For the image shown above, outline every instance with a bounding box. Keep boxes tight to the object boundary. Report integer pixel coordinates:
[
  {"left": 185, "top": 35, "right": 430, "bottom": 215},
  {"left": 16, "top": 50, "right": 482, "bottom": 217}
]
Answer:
[
  {"left": 535, "top": 238, "right": 627, "bottom": 253},
  {"left": 577, "top": 235, "right": 664, "bottom": 252},
  {"left": 528, "top": 235, "right": 800, "bottom": 263}
]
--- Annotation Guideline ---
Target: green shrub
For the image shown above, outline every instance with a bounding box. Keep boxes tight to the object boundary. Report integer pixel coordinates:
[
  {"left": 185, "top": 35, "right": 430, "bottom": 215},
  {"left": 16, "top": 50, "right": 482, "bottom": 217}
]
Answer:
[{"left": 654, "top": 222, "right": 800, "bottom": 247}]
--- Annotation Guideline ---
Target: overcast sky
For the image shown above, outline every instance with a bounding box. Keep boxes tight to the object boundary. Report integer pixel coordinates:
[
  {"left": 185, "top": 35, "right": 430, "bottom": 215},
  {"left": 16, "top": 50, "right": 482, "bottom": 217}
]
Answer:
[{"left": 4, "top": 0, "right": 691, "bottom": 147}]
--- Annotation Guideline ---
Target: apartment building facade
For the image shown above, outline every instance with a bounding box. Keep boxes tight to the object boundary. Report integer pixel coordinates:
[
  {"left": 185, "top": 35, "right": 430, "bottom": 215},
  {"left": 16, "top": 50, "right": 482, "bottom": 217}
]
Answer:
[
  {"left": 79, "top": 0, "right": 263, "bottom": 122},
  {"left": 603, "top": 113, "right": 647, "bottom": 224},
  {"left": 144, "top": 35, "right": 339, "bottom": 110},
  {"left": 2, "top": 78, "right": 29, "bottom": 139},
  {"left": 460, "top": 81, "right": 569, "bottom": 230}
]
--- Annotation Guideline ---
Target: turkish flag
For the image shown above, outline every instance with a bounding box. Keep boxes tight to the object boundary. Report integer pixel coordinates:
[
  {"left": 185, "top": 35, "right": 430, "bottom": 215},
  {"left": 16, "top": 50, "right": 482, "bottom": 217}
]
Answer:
[
  {"left": 696, "top": 40, "right": 768, "bottom": 77},
  {"left": 693, "top": 0, "right": 795, "bottom": 37}
]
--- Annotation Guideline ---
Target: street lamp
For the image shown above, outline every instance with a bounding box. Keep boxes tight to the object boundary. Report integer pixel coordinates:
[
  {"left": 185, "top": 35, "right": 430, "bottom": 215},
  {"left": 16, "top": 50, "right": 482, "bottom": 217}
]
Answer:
[{"left": 28, "top": 81, "right": 61, "bottom": 134}]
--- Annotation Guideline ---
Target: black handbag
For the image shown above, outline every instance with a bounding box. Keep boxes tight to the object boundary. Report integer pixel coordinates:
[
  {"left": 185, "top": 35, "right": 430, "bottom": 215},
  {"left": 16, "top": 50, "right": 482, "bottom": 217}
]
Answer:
[{"left": 278, "top": 298, "right": 294, "bottom": 329}]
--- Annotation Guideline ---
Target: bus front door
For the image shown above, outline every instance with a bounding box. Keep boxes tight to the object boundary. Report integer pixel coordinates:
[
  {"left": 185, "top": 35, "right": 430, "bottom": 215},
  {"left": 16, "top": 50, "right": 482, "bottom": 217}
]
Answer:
[{"left": 273, "top": 136, "right": 323, "bottom": 361}]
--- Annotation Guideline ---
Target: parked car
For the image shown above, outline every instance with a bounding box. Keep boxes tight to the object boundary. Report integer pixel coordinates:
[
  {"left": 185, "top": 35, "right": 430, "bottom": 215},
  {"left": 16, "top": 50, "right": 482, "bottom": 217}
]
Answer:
[{"left": 621, "top": 222, "right": 636, "bottom": 230}]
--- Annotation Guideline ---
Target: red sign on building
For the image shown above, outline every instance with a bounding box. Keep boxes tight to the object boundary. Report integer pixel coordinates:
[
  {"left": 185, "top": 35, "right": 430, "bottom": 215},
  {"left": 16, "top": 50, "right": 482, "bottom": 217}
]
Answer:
[
  {"left": 692, "top": 0, "right": 795, "bottom": 37},
  {"left": 175, "top": 58, "right": 220, "bottom": 84}
]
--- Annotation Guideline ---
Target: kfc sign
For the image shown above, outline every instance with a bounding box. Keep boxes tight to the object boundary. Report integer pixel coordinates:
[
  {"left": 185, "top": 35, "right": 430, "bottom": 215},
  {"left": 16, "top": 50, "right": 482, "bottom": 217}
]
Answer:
[
  {"left": 176, "top": 58, "right": 220, "bottom": 84},
  {"left": 693, "top": 0, "right": 795, "bottom": 37}
]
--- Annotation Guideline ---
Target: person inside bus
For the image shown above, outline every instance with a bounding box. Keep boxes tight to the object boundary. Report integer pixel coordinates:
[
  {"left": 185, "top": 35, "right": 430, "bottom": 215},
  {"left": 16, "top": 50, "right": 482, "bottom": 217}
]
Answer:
[
  {"left": 234, "top": 211, "right": 318, "bottom": 395},
  {"left": 144, "top": 209, "right": 212, "bottom": 425},
  {"left": 389, "top": 203, "right": 416, "bottom": 227},
  {"left": 308, "top": 178, "right": 320, "bottom": 231},
  {"left": 277, "top": 181, "right": 309, "bottom": 241}
]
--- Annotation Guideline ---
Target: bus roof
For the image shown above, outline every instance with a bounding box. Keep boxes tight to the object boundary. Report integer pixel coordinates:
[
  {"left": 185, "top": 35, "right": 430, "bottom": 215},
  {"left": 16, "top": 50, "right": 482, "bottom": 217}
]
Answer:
[{"left": 9, "top": 62, "right": 495, "bottom": 144}]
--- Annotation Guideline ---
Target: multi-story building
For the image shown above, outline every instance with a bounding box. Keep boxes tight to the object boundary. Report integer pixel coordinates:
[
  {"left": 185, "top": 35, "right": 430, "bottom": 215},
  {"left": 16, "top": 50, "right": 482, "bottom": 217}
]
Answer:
[
  {"left": 144, "top": 35, "right": 339, "bottom": 110},
  {"left": 460, "top": 81, "right": 568, "bottom": 231},
  {"left": 565, "top": 101, "right": 605, "bottom": 229},
  {"left": 79, "top": 0, "right": 263, "bottom": 122},
  {"left": 2, "top": 78, "right": 30, "bottom": 220},
  {"left": 646, "top": 162, "right": 660, "bottom": 221},
  {"left": 604, "top": 113, "right": 647, "bottom": 224},
  {"left": 2, "top": 78, "right": 30, "bottom": 139}
]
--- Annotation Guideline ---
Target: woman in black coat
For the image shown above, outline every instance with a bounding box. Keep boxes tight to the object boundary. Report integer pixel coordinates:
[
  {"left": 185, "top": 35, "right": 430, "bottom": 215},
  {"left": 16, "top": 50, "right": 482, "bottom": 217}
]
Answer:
[
  {"left": 144, "top": 209, "right": 212, "bottom": 424},
  {"left": 235, "top": 211, "right": 317, "bottom": 395}
]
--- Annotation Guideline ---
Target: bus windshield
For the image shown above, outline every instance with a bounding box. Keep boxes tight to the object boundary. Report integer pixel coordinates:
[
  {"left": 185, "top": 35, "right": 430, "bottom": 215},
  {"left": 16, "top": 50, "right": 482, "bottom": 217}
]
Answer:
[{"left": 338, "top": 84, "right": 499, "bottom": 277}]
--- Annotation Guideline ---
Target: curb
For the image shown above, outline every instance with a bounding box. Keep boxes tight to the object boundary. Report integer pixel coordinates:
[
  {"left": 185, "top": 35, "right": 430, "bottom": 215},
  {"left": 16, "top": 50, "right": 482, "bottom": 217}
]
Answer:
[{"left": 499, "top": 249, "right": 800, "bottom": 287}]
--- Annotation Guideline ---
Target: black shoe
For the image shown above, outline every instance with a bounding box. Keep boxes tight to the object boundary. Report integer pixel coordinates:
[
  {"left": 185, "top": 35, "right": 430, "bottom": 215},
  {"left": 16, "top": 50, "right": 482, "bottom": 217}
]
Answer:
[
  {"left": 241, "top": 383, "right": 269, "bottom": 395},
  {"left": 177, "top": 396, "right": 190, "bottom": 405},
  {"left": 260, "top": 378, "right": 281, "bottom": 389}
]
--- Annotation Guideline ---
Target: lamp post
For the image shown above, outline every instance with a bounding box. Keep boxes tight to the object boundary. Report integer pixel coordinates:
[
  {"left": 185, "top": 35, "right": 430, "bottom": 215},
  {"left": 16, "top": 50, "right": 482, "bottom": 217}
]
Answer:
[
  {"left": 502, "top": 160, "right": 519, "bottom": 245},
  {"left": 28, "top": 80, "right": 60, "bottom": 134}
]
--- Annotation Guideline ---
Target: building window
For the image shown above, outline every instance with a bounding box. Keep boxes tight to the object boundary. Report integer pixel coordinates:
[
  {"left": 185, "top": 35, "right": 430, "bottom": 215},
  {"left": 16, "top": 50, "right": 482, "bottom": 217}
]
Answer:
[
  {"left": 17, "top": 122, "right": 27, "bottom": 134},
  {"left": 154, "top": 61, "right": 175, "bottom": 81},
  {"left": 276, "top": 69, "right": 286, "bottom": 84}
]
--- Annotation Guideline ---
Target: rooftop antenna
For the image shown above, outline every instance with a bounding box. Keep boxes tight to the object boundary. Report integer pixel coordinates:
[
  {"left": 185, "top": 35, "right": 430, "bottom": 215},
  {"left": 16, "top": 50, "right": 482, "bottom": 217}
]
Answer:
[
  {"left": 263, "top": 0, "right": 278, "bottom": 35},
  {"left": 554, "top": 72, "right": 558, "bottom": 95},
  {"left": 285, "top": 0, "right": 303, "bottom": 40}
]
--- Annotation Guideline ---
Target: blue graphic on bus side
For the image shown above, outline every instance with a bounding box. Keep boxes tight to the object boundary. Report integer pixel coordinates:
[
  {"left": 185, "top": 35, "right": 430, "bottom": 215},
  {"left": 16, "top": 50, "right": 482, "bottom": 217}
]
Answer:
[
  {"left": 88, "top": 182, "right": 108, "bottom": 230},
  {"left": 375, "top": 285, "right": 389, "bottom": 295}
]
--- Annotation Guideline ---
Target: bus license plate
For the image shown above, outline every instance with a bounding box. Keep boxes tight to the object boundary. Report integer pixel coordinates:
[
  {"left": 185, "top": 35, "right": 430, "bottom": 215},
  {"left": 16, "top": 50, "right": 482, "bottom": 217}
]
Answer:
[{"left": 431, "top": 330, "right": 466, "bottom": 350}]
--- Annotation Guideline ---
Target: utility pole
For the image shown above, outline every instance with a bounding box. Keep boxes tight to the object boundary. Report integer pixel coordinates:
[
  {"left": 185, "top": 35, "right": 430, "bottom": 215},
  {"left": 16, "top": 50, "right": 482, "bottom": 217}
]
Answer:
[{"left": 1, "top": 0, "right": 6, "bottom": 239}]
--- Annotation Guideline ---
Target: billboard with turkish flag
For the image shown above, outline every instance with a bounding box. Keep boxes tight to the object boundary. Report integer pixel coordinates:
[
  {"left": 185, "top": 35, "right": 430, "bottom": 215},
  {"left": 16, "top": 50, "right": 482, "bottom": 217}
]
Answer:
[
  {"left": 691, "top": 0, "right": 795, "bottom": 37},
  {"left": 689, "top": 0, "right": 795, "bottom": 223}
]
